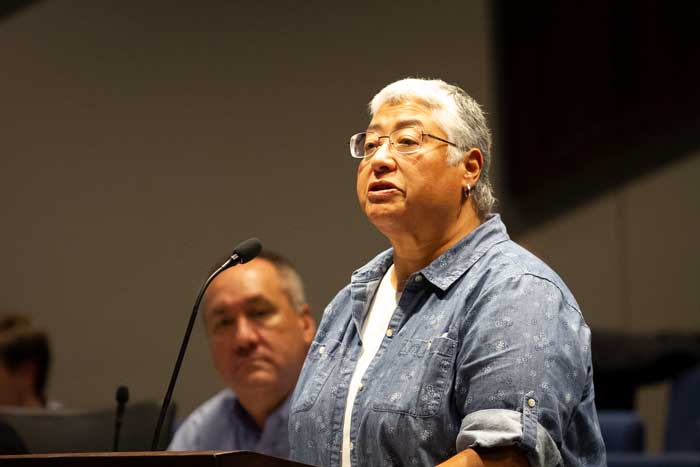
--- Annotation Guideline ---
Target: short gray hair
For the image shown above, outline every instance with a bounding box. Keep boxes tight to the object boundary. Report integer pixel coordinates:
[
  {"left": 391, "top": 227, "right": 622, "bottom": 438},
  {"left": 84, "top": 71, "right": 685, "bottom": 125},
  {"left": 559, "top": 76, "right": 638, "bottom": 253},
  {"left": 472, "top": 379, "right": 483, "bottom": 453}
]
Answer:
[
  {"left": 256, "top": 250, "right": 307, "bottom": 312},
  {"left": 369, "top": 78, "right": 496, "bottom": 219}
]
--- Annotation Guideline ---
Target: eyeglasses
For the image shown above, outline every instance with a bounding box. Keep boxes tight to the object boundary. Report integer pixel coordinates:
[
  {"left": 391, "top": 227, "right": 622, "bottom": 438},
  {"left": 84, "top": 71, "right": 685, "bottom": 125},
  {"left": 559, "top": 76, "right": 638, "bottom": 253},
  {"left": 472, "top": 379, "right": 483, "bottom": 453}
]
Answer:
[{"left": 349, "top": 126, "right": 460, "bottom": 160}]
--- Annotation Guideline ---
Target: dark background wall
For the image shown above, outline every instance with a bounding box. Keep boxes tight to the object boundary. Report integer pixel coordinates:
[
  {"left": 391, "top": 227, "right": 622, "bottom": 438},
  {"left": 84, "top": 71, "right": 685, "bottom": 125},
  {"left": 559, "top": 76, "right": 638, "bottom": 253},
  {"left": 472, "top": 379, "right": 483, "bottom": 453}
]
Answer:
[
  {"left": 493, "top": 1, "right": 700, "bottom": 232},
  {"left": 1, "top": 0, "right": 697, "bottom": 452}
]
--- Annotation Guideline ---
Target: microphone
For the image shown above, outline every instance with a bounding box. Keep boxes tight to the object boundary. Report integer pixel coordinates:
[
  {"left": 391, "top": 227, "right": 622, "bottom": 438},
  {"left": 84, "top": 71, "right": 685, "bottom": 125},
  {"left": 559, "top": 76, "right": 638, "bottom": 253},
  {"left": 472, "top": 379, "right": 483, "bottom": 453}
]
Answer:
[
  {"left": 222, "top": 237, "right": 263, "bottom": 269},
  {"left": 150, "top": 237, "right": 263, "bottom": 450},
  {"left": 113, "top": 385, "right": 129, "bottom": 452}
]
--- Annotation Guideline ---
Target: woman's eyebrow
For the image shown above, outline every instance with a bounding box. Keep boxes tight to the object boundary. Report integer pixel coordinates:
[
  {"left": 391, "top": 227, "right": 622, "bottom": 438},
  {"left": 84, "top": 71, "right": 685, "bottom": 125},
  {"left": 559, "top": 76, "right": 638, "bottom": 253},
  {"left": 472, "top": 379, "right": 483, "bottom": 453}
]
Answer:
[{"left": 367, "top": 119, "right": 423, "bottom": 132}]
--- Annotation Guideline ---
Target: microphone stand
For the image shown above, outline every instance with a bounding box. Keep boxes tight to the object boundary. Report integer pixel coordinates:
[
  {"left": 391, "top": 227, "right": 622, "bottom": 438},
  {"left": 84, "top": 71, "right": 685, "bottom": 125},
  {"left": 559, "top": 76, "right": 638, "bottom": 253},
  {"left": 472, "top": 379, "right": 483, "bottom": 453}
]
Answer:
[
  {"left": 151, "top": 237, "right": 261, "bottom": 450},
  {"left": 150, "top": 259, "right": 231, "bottom": 450},
  {"left": 113, "top": 385, "right": 129, "bottom": 452}
]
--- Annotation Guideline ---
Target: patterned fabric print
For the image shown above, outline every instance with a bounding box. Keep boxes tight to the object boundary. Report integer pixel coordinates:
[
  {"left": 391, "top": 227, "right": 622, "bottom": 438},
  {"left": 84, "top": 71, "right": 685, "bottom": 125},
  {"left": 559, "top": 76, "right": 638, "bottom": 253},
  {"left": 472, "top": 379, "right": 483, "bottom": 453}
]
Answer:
[{"left": 289, "top": 215, "right": 606, "bottom": 467}]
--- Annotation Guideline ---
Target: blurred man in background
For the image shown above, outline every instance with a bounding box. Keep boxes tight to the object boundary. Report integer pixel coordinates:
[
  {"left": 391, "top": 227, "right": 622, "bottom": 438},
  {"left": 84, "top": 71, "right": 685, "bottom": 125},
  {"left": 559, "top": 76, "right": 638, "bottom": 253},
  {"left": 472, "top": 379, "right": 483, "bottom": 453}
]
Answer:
[
  {"left": 168, "top": 251, "right": 316, "bottom": 458},
  {"left": 0, "top": 314, "right": 51, "bottom": 408}
]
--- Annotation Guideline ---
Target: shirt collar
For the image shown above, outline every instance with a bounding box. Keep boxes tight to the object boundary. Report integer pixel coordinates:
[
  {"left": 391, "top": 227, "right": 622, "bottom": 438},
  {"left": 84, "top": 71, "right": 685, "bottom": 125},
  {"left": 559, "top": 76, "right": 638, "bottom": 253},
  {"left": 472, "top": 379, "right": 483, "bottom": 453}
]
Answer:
[
  {"left": 351, "top": 214, "right": 510, "bottom": 292},
  {"left": 229, "top": 389, "right": 292, "bottom": 433}
]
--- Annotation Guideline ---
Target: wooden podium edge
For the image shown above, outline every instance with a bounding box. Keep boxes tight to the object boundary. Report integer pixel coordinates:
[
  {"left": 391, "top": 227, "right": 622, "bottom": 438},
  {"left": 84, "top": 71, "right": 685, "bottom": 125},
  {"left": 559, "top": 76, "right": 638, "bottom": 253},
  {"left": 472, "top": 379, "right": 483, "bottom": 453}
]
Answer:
[
  {"left": 0, "top": 450, "right": 223, "bottom": 459},
  {"left": 0, "top": 450, "right": 316, "bottom": 467}
]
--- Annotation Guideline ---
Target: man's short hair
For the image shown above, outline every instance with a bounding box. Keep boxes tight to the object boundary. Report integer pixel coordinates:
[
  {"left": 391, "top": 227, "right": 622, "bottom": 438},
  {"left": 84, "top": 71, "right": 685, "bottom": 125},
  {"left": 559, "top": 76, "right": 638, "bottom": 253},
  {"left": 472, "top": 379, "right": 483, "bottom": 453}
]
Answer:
[
  {"left": 206, "top": 250, "right": 307, "bottom": 313},
  {"left": 0, "top": 314, "right": 51, "bottom": 405},
  {"left": 254, "top": 250, "right": 307, "bottom": 312},
  {"left": 369, "top": 77, "right": 496, "bottom": 219}
]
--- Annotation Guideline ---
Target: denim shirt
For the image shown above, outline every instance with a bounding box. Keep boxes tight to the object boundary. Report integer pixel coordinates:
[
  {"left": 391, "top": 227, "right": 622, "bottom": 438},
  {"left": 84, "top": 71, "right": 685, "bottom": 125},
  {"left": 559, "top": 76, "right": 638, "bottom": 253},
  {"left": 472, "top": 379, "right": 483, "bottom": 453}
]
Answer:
[{"left": 289, "top": 215, "right": 605, "bottom": 467}]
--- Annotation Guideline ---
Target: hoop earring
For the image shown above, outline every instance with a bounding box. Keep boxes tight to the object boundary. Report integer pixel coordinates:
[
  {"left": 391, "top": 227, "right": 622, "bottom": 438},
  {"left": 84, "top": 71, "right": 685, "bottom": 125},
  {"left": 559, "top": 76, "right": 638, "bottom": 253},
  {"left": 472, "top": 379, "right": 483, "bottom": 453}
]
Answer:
[{"left": 463, "top": 184, "right": 472, "bottom": 199}]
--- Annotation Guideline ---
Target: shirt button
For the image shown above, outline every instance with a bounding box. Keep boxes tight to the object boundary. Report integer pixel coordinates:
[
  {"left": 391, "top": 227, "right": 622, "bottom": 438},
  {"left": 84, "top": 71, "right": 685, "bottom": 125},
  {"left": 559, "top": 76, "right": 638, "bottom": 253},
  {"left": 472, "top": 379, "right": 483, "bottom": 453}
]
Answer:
[
  {"left": 527, "top": 398, "right": 536, "bottom": 408},
  {"left": 318, "top": 346, "right": 325, "bottom": 355},
  {"left": 358, "top": 383, "right": 364, "bottom": 391},
  {"left": 415, "top": 275, "right": 423, "bottom": 282},
  {"left": 349, "top": 442, "right": 354, "bottom": 450},
  {"left": 386, "top": 328, "right": 394, "bottom": 337}
]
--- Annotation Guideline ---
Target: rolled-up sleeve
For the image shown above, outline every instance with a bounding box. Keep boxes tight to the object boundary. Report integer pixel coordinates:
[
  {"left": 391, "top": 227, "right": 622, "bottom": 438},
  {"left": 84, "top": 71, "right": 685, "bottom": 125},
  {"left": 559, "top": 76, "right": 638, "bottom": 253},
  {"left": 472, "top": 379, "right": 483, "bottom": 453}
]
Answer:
[{"left": 453, "top": 274, "right": 592, "bottom": 466}]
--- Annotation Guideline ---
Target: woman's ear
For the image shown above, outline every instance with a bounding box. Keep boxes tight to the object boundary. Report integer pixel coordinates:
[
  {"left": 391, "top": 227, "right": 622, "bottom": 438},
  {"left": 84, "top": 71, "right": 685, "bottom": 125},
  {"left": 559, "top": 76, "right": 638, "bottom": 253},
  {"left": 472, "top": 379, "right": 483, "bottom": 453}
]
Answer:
[{"left": 462, "top": 148, "right": 483, "bottom": 189}]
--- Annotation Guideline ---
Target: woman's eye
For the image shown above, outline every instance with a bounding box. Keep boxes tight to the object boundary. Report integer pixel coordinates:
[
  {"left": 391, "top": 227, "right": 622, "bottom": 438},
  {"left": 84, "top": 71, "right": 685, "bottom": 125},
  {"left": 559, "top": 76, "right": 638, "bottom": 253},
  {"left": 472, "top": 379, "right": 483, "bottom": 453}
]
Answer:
[{"left": 397, "top": 137, "right": 419, "bottom": 146}]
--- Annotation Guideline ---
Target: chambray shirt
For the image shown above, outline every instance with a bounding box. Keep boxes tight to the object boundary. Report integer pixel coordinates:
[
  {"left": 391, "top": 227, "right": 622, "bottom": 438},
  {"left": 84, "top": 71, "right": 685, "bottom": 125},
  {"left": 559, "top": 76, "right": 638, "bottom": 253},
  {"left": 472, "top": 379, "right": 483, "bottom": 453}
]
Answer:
[
  {"left": 289, "top": 215, "right": 605, "bottom": 467},
  {"left": 169, "top": 388, "right": 290, "bottom": 457}
]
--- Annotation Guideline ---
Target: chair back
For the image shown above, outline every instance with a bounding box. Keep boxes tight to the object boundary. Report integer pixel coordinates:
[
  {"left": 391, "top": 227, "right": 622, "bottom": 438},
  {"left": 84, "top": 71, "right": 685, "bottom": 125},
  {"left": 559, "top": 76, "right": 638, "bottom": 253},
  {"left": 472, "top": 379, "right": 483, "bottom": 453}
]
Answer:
[
  {"left": 598, "top": 410, "right": 645, "bottom": 453},
  {"left": 666, "top": 365, "right": 700, "bottom": 451},
  {"left": 0, "top": 399, "right": 176, "bottom": 454}
]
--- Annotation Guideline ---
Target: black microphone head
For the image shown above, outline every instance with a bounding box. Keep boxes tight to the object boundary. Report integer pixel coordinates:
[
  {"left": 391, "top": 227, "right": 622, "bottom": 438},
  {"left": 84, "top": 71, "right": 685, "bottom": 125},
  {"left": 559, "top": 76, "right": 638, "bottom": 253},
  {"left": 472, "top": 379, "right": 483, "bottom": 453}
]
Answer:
[
  {"left": 232, "top": 237, "right": 262, "bottom": 264},
  {"left": 116, "top": 385, "right": 129, "bottom": 405}
]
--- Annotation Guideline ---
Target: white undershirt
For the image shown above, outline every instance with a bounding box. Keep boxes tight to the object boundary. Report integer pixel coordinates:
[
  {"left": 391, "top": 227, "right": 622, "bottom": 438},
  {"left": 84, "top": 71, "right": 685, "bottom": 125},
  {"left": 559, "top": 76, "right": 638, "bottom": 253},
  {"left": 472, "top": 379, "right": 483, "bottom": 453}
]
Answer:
[{"left": 341, "top": 264, "right": 399, "bottom": 467}]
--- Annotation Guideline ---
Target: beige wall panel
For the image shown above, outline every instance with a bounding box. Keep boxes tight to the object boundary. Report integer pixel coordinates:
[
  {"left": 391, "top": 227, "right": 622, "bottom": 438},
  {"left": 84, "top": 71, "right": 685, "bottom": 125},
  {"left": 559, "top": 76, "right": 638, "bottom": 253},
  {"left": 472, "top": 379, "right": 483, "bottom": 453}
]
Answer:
[
  {"left": 623, "top": 151, "right": 700, "bottom": 333},
  {"left": 0, "top": 0, "right": 493, "bottom": 418},
  {"left": 515, "top": 193, "right": 625, "bottom": 330}
]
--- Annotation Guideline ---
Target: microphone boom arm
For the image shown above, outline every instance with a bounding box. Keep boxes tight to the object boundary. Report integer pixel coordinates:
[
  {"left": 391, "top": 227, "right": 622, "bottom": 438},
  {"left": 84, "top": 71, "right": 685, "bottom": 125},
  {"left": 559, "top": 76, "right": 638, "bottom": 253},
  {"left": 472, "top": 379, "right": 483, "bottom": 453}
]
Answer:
[{"left": 151, "top": 237, "right": 261, "bottom": 450}]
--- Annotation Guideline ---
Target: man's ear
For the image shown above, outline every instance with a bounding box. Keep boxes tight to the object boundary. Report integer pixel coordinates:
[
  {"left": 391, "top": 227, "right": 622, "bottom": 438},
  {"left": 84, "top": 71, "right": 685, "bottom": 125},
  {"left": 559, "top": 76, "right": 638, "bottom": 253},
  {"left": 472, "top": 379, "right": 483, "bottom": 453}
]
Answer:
[
  {"left": 462, "top": 148, "right": 484, "bottom": 188},
  {"left": 298, "top": 304, "right": 317, "bottom": 343}
]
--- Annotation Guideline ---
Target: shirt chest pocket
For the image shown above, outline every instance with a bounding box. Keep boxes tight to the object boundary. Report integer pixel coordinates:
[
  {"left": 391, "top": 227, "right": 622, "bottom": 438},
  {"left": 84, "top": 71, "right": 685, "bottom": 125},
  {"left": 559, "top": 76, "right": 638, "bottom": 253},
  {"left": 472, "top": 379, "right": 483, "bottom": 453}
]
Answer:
[
  {"left": 291, "top": 339, "right": 341, "bottom": 414},
  {"left": 372, "top": 335, "right": 457, "bottom": 418}
]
